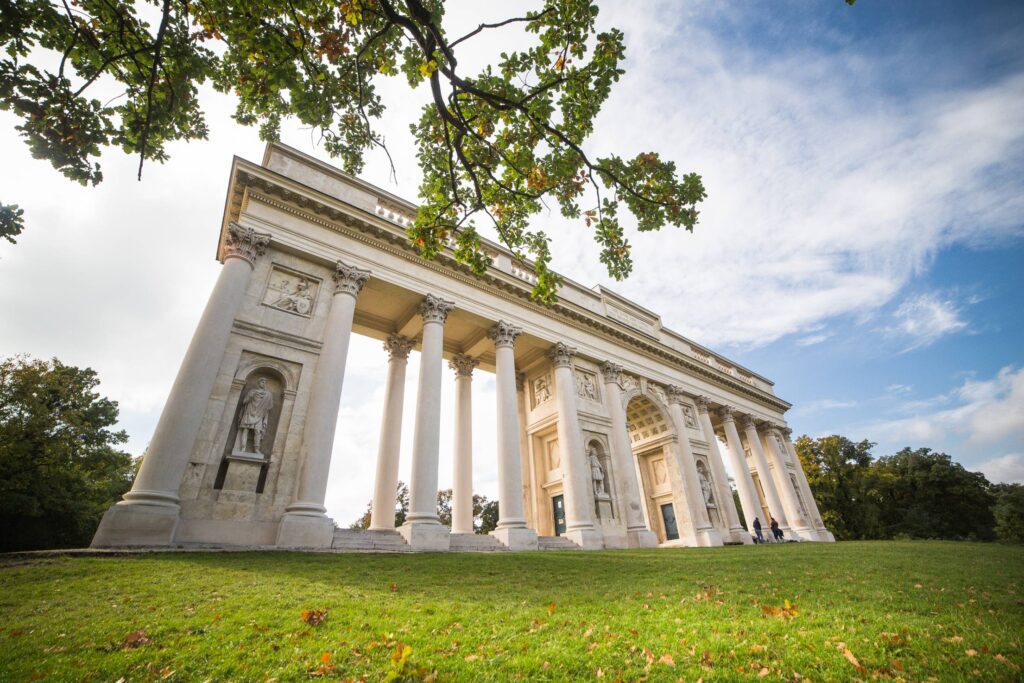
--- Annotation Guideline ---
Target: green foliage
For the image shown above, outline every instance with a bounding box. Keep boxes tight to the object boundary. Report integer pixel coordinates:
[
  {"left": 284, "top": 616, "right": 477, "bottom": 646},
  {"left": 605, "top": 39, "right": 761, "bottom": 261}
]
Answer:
[
  {"left": 0, "top": 202, "right": 25, "bottom": 244},
  {"left": 0, "top": 542, "right": 1022, "bottom": 680},
  {"left": 350, "top": 483, "right": 496, "bottom": 533},
  {"left": 0, "top": 355, "right": 134, "bottom": 551},
  {"left": 0, "top": 0, "right": 714, "bottom": 302},
  {"left": 992, "top": 483, "right": 1024, "bottom": 543},
  {"left": 797, "top": 436, "right": 1001, "bottom": 542}
]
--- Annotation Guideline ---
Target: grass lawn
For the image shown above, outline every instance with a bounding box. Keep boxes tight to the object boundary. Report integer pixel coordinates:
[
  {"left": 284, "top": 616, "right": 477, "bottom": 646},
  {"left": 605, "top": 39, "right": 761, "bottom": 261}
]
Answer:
[{"left": 1, "top": 541, "right": 1022, "bottom": 681}]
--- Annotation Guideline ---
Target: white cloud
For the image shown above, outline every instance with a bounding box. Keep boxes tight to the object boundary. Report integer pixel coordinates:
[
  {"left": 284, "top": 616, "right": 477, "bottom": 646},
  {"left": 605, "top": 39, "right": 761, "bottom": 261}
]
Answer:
[
  {"left": 888, "top": 292, "right": 968, "bottom": 350},
  {"left": 977, "top": 453, "right": 1024, "bottom": 485}
]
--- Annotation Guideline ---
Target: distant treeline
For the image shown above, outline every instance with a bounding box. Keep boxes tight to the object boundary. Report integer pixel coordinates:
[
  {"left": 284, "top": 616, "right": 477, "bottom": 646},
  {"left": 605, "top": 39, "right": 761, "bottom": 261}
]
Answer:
[{"left": 795, "top": 436, "right": 1023, "bottom": 543}]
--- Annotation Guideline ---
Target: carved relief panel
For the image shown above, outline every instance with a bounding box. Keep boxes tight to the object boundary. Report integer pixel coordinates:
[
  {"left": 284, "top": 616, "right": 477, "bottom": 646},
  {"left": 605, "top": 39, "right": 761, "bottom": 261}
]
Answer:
[
  {"left": 262, "top": 265, "right": 321, "bottom": 317},
  {"left": 575, "top": 369, "right": 600, "bottom": 402},
  {"left": 532, "top": 373, "right": 553, "bottom": 409}
]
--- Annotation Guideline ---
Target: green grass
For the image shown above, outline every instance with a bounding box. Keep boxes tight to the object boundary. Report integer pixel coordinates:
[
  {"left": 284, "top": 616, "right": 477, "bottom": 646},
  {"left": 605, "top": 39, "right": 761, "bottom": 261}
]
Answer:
[{"left": 1, "top": 541, "right": 1022, "bottom": 681}]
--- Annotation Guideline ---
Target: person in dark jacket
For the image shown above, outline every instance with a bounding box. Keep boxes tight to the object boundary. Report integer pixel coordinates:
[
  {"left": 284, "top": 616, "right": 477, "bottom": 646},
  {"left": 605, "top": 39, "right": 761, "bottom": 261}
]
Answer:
[
  {"left": 770, "top": 517, "right": 784, "bottom": 541},
  {"left": 752, "top": 517, "right": 764, "bottom": 543}
]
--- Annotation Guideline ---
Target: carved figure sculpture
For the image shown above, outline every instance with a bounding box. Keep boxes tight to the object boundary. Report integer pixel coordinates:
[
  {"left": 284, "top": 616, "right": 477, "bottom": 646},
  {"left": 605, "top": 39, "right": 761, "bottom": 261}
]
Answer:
[
  {"left": 534, "top": 375, "right": 552, "bottom": 404},
  {"left": 698, "top": 465, "right": 715, "bottom": 506},
  {"left": 589, "top": 447, "right": 607, "bottom": 497},
  {"left": 580, "top": 372, "right": 598, "bottom": 400},
  {"left": 271, "top": 278, "right": 313, "bottom": 315},
  {"left": 234, "top": 378, "right": 274, "bottom": 454}
]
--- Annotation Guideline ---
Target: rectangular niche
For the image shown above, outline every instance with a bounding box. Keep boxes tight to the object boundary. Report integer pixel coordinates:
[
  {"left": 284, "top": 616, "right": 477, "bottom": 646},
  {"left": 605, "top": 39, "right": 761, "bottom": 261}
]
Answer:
[{"left": 261, "top": 265, "right": 322, "bottom": 317}]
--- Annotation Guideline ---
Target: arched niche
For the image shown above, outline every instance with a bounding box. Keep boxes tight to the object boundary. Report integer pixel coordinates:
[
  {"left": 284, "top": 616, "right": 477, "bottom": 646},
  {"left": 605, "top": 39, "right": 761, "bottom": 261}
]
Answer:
[{"left": 214, "top": 366, "right": 286, "bottom": 493}]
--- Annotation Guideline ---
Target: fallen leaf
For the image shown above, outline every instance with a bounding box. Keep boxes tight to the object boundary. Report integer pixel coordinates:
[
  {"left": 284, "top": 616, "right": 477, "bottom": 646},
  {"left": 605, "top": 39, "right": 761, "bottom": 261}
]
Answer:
[
  {"left": 547, "top": 602, "right": 556, "bottom": 616},
  {"left": 390, "top": 583, "right": 399, "bottom": 592},
  {"left": 121, "top": 629, "right": 150, "bottom": 649},
  {"left": 965, "top": 649, "right": 978, "bottom": 657},
  {"left": 659, "top": 654, "right": 675, "bottom": 666},
  {"left": 842, "top": 647, "right": 861, "bottom": 668},
  {"left": 758, "top": 667, "right": 770, "bottom": 677},
  {"left": 465, "top": 654, "right": 479, "bottom": 662},
  {"left": 321, "top": 652, "right": 331, "bottom": 664},
  {"left": 301, "top": 609, "right": 327, "bottom": 626}
]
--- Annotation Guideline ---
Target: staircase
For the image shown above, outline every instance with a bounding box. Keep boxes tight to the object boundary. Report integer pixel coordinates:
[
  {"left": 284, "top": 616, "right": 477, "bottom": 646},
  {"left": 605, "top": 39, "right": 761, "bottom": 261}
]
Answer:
[
  {"left": 331, "top": 529, "right": 412, "bottom": 553},
  {"left": 449, "top": 533, "right": 510, "bottom": 552},
  {"left": 537, "top": 535, "right": 580, "bottom": 551}
]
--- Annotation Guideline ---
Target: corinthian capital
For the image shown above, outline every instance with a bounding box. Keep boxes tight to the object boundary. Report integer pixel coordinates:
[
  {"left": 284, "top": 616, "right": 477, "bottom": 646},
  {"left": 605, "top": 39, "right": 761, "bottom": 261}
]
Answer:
[
  {"left": 599, "top": 361, "right": 622, "bottom": 385},
  {"left": 547, "top": 342, "right": 577, "bottom": 368},
  {"left": 694, "top": 395, "right": 711, "bottom": 415},
  {"left": 223, "top": 222, "right": 270, "bottom": 265},
  {"left": 758, "top": 421, "right": 780, "bottom": 435},
  {"left": 780, "top": 426, "right": 793, "bottom": 439},
  {"left": 487, "top": 320, "right": 523, "bottom": 348},
  {"left": 666, "top": 385, "right": 689, "bottom": 405},
  {"left": 383, "top": 334, "right": 414, "bottom": 361},
  {"left": 419, "top": 294, "right": 455, "bottom": 324},
  {"left": 333, "top": 260, "right": 371, "bottom": 296},
  {"left": 739, "top": 414, "right": 757, "bottom": 431},
  {"left": 717, "top": 405, "right": 735, "bottom": 423},
  {"left": 449, "top": 354, "right": 479, "bottom": 378}
]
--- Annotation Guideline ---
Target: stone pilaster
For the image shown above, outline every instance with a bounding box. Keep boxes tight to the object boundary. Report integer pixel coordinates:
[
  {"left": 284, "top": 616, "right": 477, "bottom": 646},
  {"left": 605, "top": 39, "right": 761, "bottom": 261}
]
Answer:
[
  {"left": 92, "top": 223, "right": 270, "bottom": 547},
  {"left": 369, "top": 335, "right": 414, "bottom": 530},
  {"left": 278, "top": 260, "right": 370, "bottom": 548},
  {"left": 666, "top": 386, "right": 722, "bottom": 547},
  {"left": 600, "top": 362, "right": 657, "bottom": 548}
]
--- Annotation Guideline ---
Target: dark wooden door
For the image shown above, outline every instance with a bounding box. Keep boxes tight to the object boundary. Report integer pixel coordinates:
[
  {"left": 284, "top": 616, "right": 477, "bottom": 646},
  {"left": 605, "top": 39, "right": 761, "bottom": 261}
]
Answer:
[
  {"left": 661, "top": 503, "right": 679, "bottom": 541},
  {"left": 552, "top": 495, "right": 567, "bottom": 536}
]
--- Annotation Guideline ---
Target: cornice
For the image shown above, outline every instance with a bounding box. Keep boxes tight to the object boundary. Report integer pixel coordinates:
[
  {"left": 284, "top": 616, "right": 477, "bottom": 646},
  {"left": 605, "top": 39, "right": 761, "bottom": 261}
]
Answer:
[{"left": 222, "top": 160, "right": 792, "bottom": 413}]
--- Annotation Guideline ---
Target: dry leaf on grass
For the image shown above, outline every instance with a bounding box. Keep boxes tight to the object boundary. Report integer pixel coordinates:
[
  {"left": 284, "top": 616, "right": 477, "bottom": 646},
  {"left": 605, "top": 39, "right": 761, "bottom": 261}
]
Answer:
[{"left": 301, "top": 608, "right": 327, "bottom": 626}]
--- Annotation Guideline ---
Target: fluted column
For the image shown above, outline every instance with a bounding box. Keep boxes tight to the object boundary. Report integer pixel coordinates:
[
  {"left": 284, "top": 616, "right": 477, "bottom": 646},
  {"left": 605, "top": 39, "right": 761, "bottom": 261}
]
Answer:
[
  {"left": 782, "top": 427, "right": 834, "bottom": 541},
  {"left": 760, "top": 423, "right": 813, "bottom": 540},
  {"left": 399, "top": 294, "right": 454, "bottom": 551},
  {"left": 740, "top": 414, "right": 791, "bottom": 535},
  {"left": 719, "top": 407, "right": 763, "bottom": 536},
  {"left": 600, "top": 362, "right": 657, "bottom": 548},
  {"left": 488, "top": 322, "right": 538, "bottom": 549},
  {"left": 278, "top": 260, "right": 370, "bottom": 547},
  {"left": 549, "top": 343, "right": 603, "bottom": 549},
  {"left": 93, "top": 223, "right": 270, "bottom": 547},
  {"left": 369, "top": 335, "right": 414, "bottom": 531},
  {"left": 449, "top": 354, "right": 478, "bottom": 535},
  {"left": 694, "top": 396, "right": 749, "bottom": 544},
  {"left": 666, "top": 387, "right": 722, "bottom": 547}
]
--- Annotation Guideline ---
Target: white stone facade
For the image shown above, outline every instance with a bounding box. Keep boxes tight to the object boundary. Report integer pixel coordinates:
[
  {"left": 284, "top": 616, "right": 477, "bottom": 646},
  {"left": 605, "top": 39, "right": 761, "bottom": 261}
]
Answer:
[{"left": 91, "top": 143, "right": 835, "bottom": 550}]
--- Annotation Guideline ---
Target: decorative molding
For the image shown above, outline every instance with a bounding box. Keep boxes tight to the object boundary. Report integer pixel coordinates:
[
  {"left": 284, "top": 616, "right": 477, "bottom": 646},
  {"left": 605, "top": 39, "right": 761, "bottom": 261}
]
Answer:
[
  {"left": 383, "top": 334, "right": 414, "bottom": 361},
  {"left": 487, "top": 320, "right": 523, "bottom": 348},
  {"left": 333, "top": 260, "right": 371, "bottom": 296},
  {"left": 223, "top": 221, "right": 270, "bottom": 265},
  {"left": 419, "top": 293, "right": 455, "bottom": 324},
  {"left": 598, "top": 361, "right": 622, "bottom": 385},
  {"left": 449, "top": 354, "right": 479, "bottom": 378},
  {"left": 547, "top": 342, "right": 577, "bottom": 368}
]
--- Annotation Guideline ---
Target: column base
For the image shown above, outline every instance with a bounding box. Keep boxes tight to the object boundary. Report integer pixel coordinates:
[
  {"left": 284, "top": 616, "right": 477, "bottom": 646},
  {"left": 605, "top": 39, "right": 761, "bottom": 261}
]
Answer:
[
  {"left": 491, "top": 527, "right": 538, "bottom": 551},
  {"left": 727, "top": 526, "right": 754, "bottom": 545},
  {"left": 817, "top": 528, "right": 836, "bottom": 542},
  {"left": 91, "top": 501, "right": 180, "bottom": 547},
  {"left": 627, "top": 529, "right": 659, "bottom": 548},
  {"left": 276, "top": 512, "right": 334, "bottom": 549},
  {"left": 565, "top": 527, "right": 605, "bottom": 550},
  {"left": 398, "top": 522, "right": 451, "bottom": 551},
  {"left": 693, "top": 527, "right": 724, "bottom": 548}
]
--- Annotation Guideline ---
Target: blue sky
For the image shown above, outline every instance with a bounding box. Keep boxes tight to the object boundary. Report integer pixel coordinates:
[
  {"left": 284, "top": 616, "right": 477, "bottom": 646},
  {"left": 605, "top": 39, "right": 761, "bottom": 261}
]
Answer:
[{"left": 0, "top": 1, "right": 1021, "bottom": 523}]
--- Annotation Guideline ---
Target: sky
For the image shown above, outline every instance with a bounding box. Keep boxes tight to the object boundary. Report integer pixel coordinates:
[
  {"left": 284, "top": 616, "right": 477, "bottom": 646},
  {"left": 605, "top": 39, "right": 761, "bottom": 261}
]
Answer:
[{"left": 1, "top": 0, "right": 1022, "bottom": 525}]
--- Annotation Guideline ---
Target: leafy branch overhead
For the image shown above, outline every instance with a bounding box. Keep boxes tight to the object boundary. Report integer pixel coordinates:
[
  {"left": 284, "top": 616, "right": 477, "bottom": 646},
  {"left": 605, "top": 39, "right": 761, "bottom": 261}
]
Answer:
[{"left": 2, "top": 0, "right": 717, "bottom": 301}]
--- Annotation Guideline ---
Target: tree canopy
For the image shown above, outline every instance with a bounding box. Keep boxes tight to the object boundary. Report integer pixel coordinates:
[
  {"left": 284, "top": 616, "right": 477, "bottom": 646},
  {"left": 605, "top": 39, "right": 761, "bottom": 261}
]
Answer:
[
  {"left": 0, "top": 355, "right": 135, "bottom": 551},
  {"left": 0, "top": 0, "right": 722, "bottom": 301}
]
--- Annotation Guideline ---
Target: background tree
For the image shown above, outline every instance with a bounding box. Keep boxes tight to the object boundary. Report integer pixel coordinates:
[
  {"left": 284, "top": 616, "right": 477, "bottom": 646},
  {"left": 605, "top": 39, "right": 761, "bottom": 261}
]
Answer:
[
  {"left": 0, "top": 355, "right": 134, "bottom": 551},
  {"left": 991, "top": 483, "right": 1024, "bottom": 544},
  {"left": 796, "top": 435, "right": 880, "bottom": 540},
  {"left": 0, "top": 0, "right": 714, "bottom": 301},
  {"left": 351, "top": 480, "right": 410, "bottom": 529}
]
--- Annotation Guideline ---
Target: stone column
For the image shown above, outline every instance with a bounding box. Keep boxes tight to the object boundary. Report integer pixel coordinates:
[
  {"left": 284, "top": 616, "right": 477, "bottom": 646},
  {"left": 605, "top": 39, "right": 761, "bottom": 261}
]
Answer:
[
  {"left": 599, "top": 362, "right": 657, "bottom": 548},
  {"left": 369, "top": 335, "right": 414, "bottom": 531},
  {"left": 760, "top": 423, "right": 814, "bottom": 540},
  {"left": 719, "top": 406, "right": 763, "bottom": 537},
  {"left": 488, "top": 322, "right": 538, "bottom": 550},
  {"left": 740, "top": 414, "right": 791, "bottom": 536},
  {"left": 549, "top": 343, "right": 603, "bottom": 549},
  {"left": 449, "top": 354, "right": 478, "bottom": 535},
  {"left": 92, "top": 223, "right": 270, "bottom": 547},
  {"left": 277, "top": 260, "right": 370, "bottom": 548},
  {"left": 666, "top": 387, "right": 723, "bottom": 547},
  {"left": 782, "top": 427, "right": 835, "bottom": 542},
  {"left": 694, "top": 397, "right": 749, "bottom": 544},
  {"left": 516, "top": 373, "right": 536, "bottom": 530},
  {"left": 399, "top": 294, "right": 454, "bottom": 551}
]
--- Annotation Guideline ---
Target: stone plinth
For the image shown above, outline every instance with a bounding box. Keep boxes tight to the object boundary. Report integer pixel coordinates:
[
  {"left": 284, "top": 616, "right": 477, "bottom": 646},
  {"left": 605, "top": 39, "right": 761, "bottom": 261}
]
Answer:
[
  {"left": 398, "top": 522, "right": 451, "bottom": 552},
  {"left": 491, "top": 527, "right": 539, "bottom": 551}
]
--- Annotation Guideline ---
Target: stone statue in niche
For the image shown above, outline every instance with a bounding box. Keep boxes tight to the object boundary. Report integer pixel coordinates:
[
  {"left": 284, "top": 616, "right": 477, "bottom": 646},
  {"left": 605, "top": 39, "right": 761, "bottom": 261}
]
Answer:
[
  {"left": 697, "top": 463, "right": 716, "bottom": 506},
  {"left": 270, "top": 278, "right": 313, "bottom": 315},
  {"left": 589, "top": 447, "right": 608, "bottom": 497},
  {"left": 234, "top": 378, "right": 274, "bottom": 455}
]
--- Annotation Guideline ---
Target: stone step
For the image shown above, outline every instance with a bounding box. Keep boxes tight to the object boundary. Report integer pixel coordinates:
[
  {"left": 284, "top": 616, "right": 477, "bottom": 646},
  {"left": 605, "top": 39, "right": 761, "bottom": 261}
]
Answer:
[
  {"left": 449, "top": 533, "right": 509, "bottom": 552},
  {"left": 331, "top": 529, "right": 412, "bottom": 552},
  {"left": 537, "top": 536, "right": 580, "bottom": 551}
]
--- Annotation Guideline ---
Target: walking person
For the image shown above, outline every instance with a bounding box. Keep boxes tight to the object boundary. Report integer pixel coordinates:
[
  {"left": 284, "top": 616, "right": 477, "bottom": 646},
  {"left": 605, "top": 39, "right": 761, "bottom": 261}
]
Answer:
[
  {"left": 770, "top": 517, "right": 783, "bottom": 541},
  {"left": 752, "top": 517, "right": 764, "bottom": 544}
]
